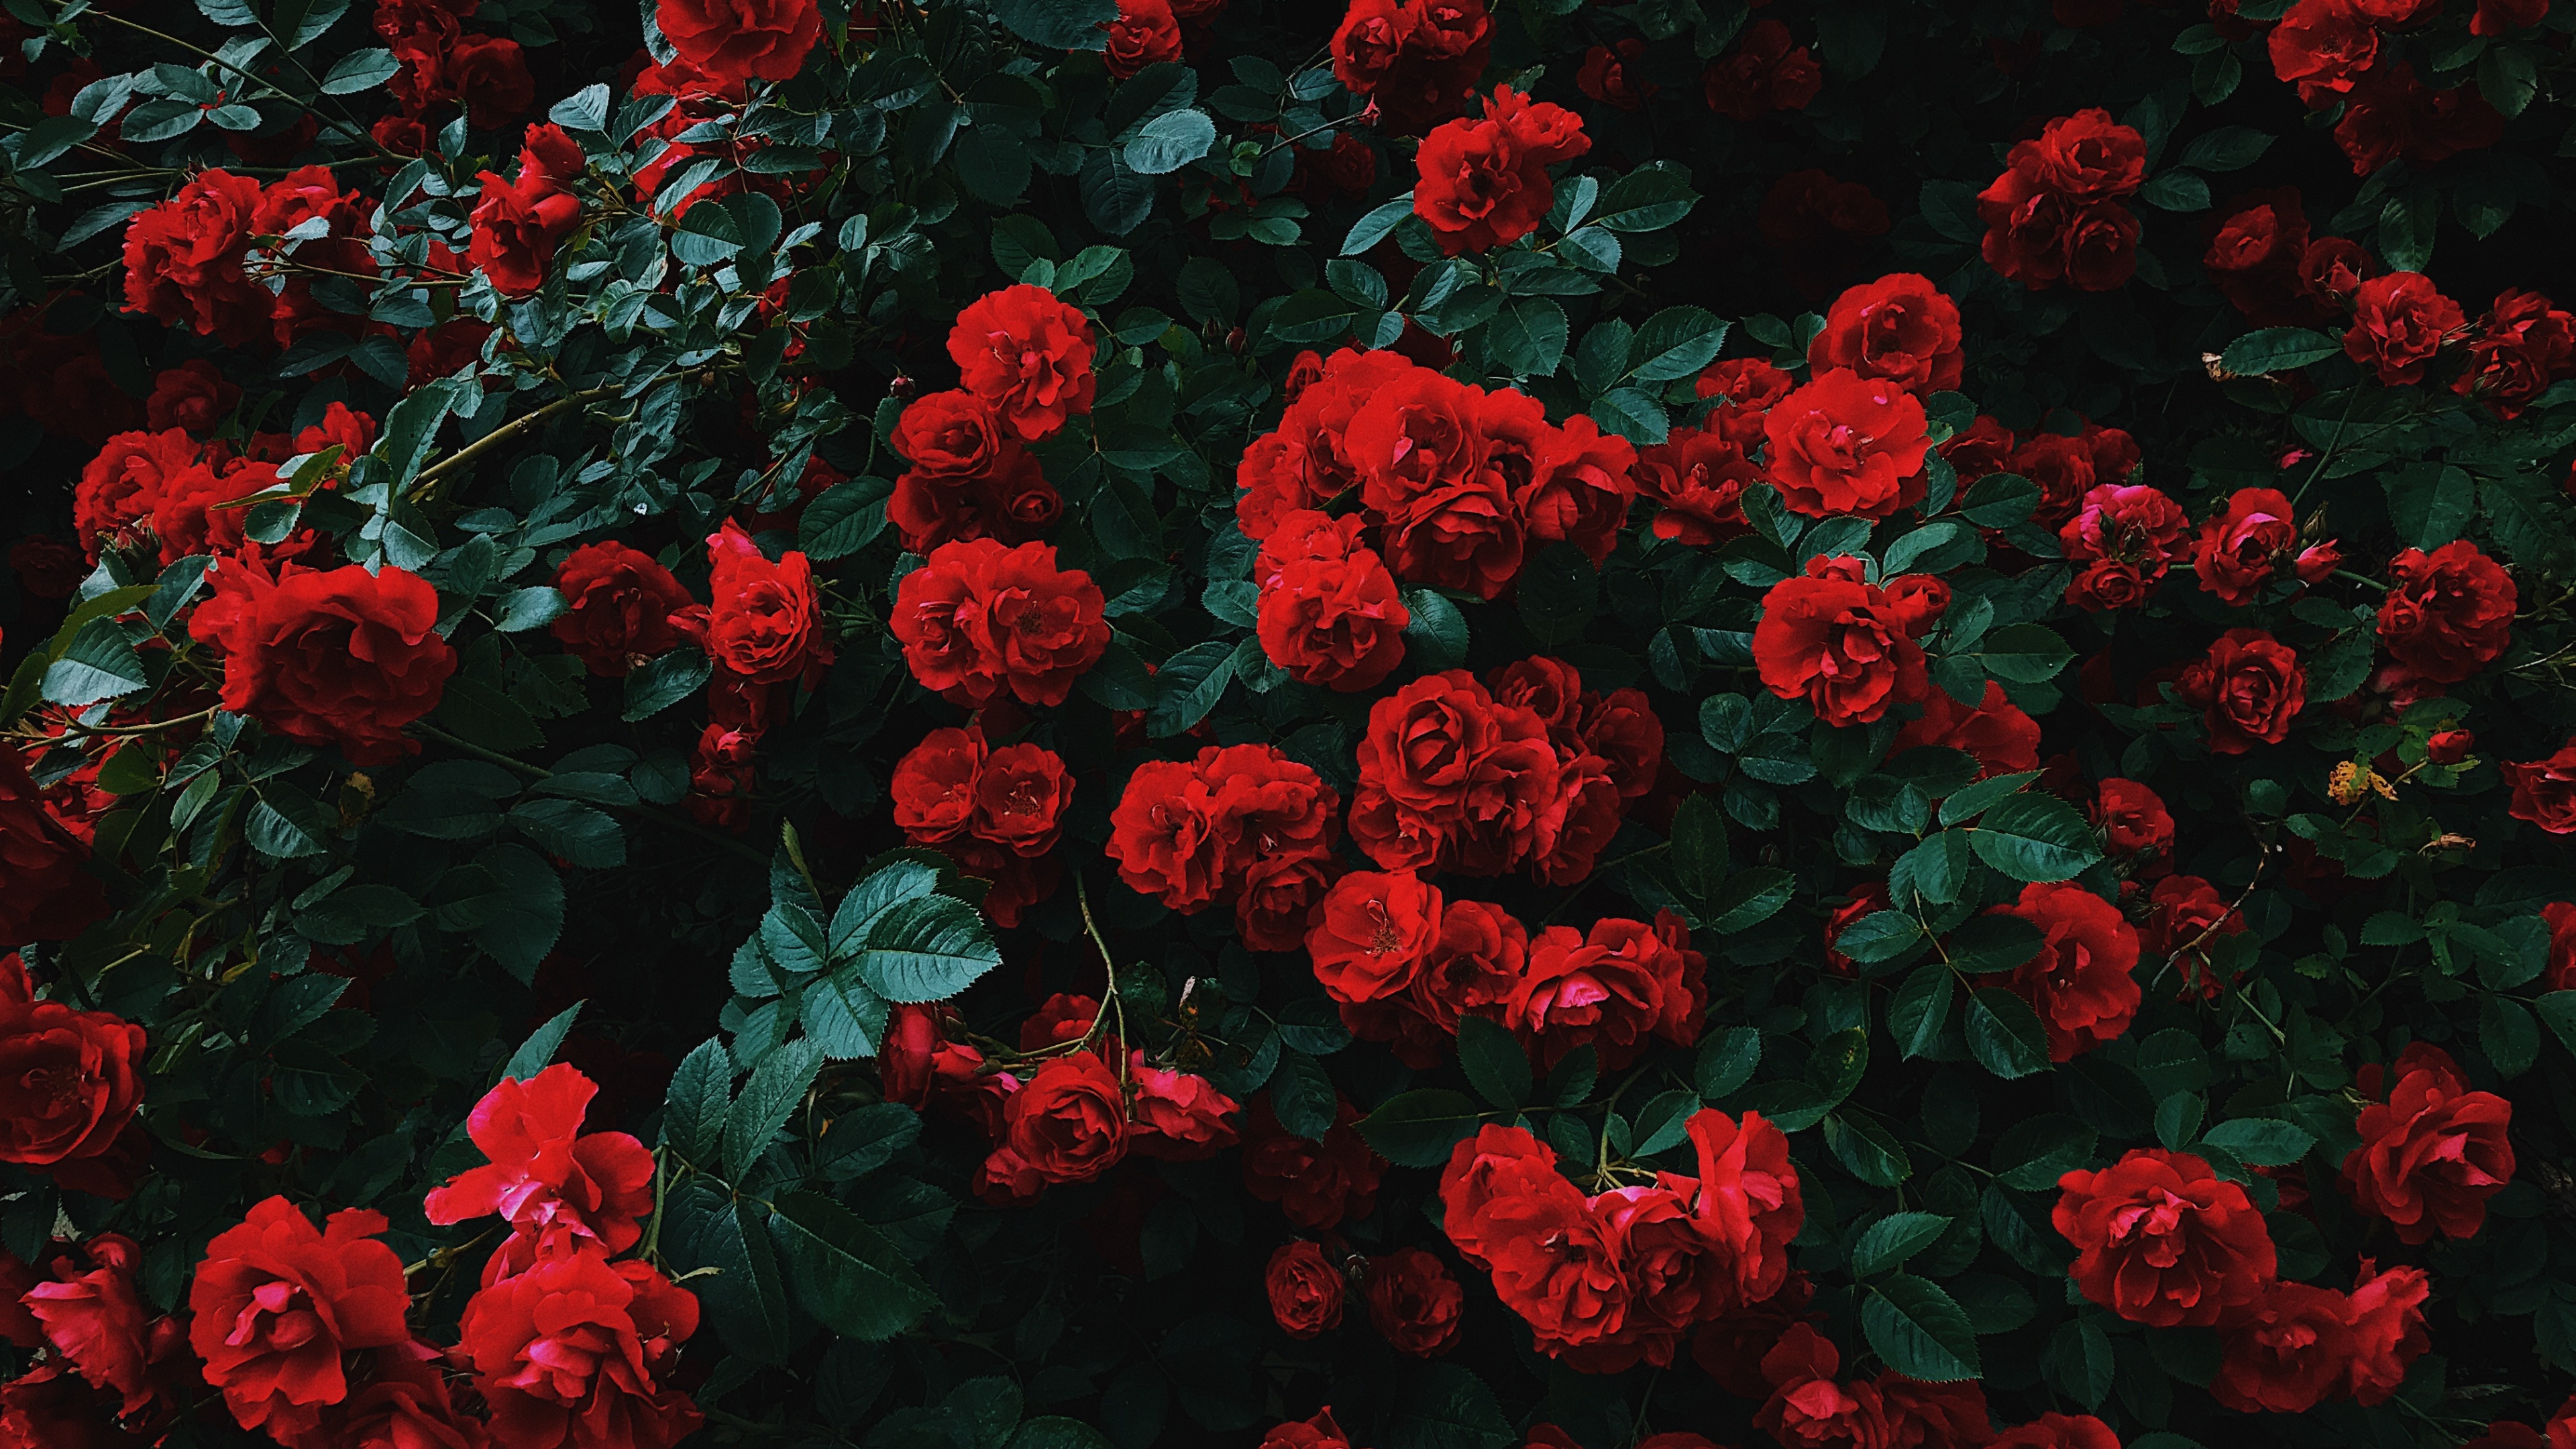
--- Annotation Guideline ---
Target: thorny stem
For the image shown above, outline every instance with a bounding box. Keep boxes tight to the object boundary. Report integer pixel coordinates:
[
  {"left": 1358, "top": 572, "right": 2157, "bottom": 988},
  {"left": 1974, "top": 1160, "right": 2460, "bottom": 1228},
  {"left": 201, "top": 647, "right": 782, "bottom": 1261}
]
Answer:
[
  {"left": 409, "top": 722, "right": 771, "bottom": 865},
  {"left": 1073, "top": 869, "right": 1132, "bottom": 1089},
  {"left": 407, "top": 386, "right": 629, "bottom": 504}
]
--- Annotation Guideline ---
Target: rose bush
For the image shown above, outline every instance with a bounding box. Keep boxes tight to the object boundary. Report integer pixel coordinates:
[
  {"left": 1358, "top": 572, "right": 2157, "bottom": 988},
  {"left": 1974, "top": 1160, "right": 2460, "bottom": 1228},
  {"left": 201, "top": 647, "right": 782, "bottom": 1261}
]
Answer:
[{"left": 5, "top": 0, "right": 2576, "bottom": 1446}]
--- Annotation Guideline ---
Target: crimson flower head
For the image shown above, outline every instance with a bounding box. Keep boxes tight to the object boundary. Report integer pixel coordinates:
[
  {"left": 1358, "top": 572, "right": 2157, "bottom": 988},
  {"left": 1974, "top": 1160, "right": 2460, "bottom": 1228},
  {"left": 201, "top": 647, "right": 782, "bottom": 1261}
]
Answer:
[{"left": 424, "top": 1063, "right": 658, "bottom": 1256}]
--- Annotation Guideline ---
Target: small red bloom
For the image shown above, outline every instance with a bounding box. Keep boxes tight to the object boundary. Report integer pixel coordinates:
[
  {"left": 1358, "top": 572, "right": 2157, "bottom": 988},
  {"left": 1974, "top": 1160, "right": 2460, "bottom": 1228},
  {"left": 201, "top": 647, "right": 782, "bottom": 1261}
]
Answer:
[
  {"left": 1265, "top": 1241, "right": 1344, "bottom": 1338},
  {"left": 2053, "top": 1148, "right": 2277, "bottom": 1327}
]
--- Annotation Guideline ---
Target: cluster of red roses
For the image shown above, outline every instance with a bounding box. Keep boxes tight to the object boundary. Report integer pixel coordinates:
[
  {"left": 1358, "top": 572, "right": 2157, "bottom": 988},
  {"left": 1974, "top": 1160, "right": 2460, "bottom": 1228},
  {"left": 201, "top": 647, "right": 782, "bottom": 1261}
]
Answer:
[
  {"left": 1328, "top": 0, "right": 1493, "bottom": 134},
  {"left": 123, "top": 166, "right": 380, "bottom": 351},
  {"left": 1106, "top": 742, "right": 1342, "bottom": 950},
  {"left": 1344, "top": 657, "right": 1662, "bottom": 883},
  {"left": 879, "top": 996, "right": 1241, "bottom": 1204},
  {"left": 880, "top": 283, "right": 1095, "bottom": 552},
  {"left": 1263, "top": 1242, "right": 1464, "bottom": 1358},
  {"left": 1311, "top": 878, "right": 1702, "bottom": 1071},
  {"left": 2265, "top": 0, "right": 2532, "bottom": 176},
  {"left": 1976, "top": 110, "right": 2146, "bottom": 293},
  {"left": 1254, "top": 511, "right": 1413, "bottom": 693},
  {"left": 2054, "top": 1142, "right": 2418, "bottom": 1415},
  {"left": 0, "top": 1063, "right": 695, "bottom": 1449},
  {"left": 889, "top": 727, "right": 1073, "bottom": 925},
  {"left": 1700, "top": 20, "right": 1823, "bottom": 123},
  {"left": 1435, "top": 1112, "right": 1804, "bottom": 1373},
  {"left": 1410, "top": 85, "right": 1591, "bottom": 256},
  {"left": 466, "top": 125, "right": 588, "bottom": 299},
  {"left": 2338, "top": 270, "right": 2576, "bottom": 419},
  {"left": 1239, "top": 349, "right": 1639, "bottom": 601},
  {"left": 372, "top": 0, "right": 534, "bottom": 152},
  {"left": 0, "top": 955, "right": 144, "bottom": 1212}
]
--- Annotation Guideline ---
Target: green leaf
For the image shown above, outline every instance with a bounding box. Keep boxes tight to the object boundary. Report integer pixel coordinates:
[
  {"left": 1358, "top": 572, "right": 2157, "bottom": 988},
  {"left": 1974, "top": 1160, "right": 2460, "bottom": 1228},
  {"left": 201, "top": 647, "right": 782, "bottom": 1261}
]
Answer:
[
  {"left": 623, "top": 649, "right": 712, "bottom": 722},
  {"left": 1695, "top": 1026, "right": 1761, "bottom": 1099},
  {"left": 1863, "top": 1273, "right": 1982, "bottom": 1381},
  {"left": 1627, "top": 306, "right": 1729, "bottom": 382},
  {"left": 694, "top": 1199, "right": 794, "bottom": 1362},
  {"left": 1010, "top": 1419, "right": 1116, "bottom": 1449},
  {"left": 1357, "top": 1089, "right": 1486, "bottom": 1169},
  {"left": 662, "top": 1037, "right": 733, "bottom": 1165},
  {"left": 1969, "top": 794, "right": 2104, "bottom": 882},
  {"left": 468, "top": 845, "right": 563, "bottom": 981},
  {"left": 319, "top": 47, "right": 399, "bottom": 93},
  {"left": 1269, "top": 1049, "right": 1337, "bottom": 1139},
  {"left": 1852, "top": 1212, "right": 1952, "bottom": 1277},
  {"left": 496, "top": 1002, "right": 583, "bottom": 1087},
  {"left": 1401, "top": 589, "right": 1468, "bottom": 672},
  {"left": 828, "top": 859, "right": 946, "bottom": 958},
  {"left": 1993, "top": 1114, "right": 2097, "bottom": 1189},
  {"left": 1341, "top": 193, "right": 1417, "bottom": 256},
  {"left": 1977, "top": 624, "right": 2073, "bottom": 684},
  {"left": 724, "top": 1037, "right": 823, "bottom": 1181},
  {"left": 1384, "top": 1361, "right": 1513, "bottom": 1449},
  {"left": 1709, "top": 866, "right": 1796, "bottom": 932},
  {"left": 769, "top": 1191, "right": 936, "bottom": 1340},
  {"left": 1889, "top": 965, "right": 1953, "bottom": 1059},
  {"left": 1517, "top": 542, "right": 1598, "bottom": 645},
  {"left": 1147, "top": 640, "right": 1238, "bottom": 737},
  {"left": 2200, "top": 1117, "right": 2314, "bottom": 1165},
  {"left": 989, "top": 0, "right": 1118, "bottom": 48},
  {"left": 1484, "top": 298, "right": 1568, "bottom": 378},
  {"left": 1966, "top": 988, "right": 2050, "bottom": 1079},
  {"left": 508, "top": 798, "right": 625, "bottom": 869},
  {"left": 1892, "top": 830, "right": 1976, "bottom": 906},
  {"left": 2138, "top": 170, "right": 2211, "bottom": 211},
  {"left": 2218, "top": 327, "right": 2343, "bottom": 376},
  {"left": 853, "top": 896, "right": 1003, "bottom": 1003},
  {"left": 1833, "top": 911, "right": 1923, "bottom": 965},
  {"left": 1456, "top": 1016, "right": 1530, "bottom": 1109},
  {"left": 2177, "top": 125, "right": 2272, "bottom": 172},
  {"left": 1826, "top": 1112, "right": 1911, "bottom": 1187},
  {"left": 1943, "top": 914, "right": 2043, "bottom": 973},
  {"left": 1591, "top": 162, "right": 1699, "bottom": 233},
  {"left": 42, "top": 618, "right": 148, "bottom": 706},
  {"left": 2383, "top": 462, "right": 2477, "bottom": 554},
  {"left": 2536, "top": 991, "right": 2576, "bottom": 1058},
  {"left": 1124, "top": 109, "right": 1216, "bottom": 174},
  {"left": 1937, "top": 771, "right": 2043, "bottom": 826},
  {"left": 2483, "top": 996, "right": 2542, "bottom": 1079}
]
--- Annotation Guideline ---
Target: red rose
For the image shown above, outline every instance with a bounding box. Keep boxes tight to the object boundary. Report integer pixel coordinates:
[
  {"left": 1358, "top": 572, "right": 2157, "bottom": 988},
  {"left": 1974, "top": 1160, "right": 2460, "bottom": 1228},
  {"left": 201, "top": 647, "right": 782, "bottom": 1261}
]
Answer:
[
  {"left": 988, "top": 1050, "right": 1128, "bottom": 1189},
  {"left": 409, "top": 318, "right": 494, "bottom": 386},
  {"left": 1437, "top": 1122, "right": 1566, "bottom": 1267},
  {"left": 1306, "top": 869, "right": 1442, "bottom": 1004},
  {"left": 1695, "top": 357, "right": 1796, "bottom": 445},
  {"left": 7, "top": 535, "right": 83, "bottom": 599},
  {"left": 549, "top": 541, "right": 692, "bottom": 678},
  {"left": 1238, "top": 348, "right": 1418, "bottom": 539},
  {"left": 1938, "top": 413, "right": 2017, "bottom": 483},
  {"left": 2300, "top": 235, "right": 2377, "bottom": 308},
  {"left": 2013, "top": 109, "right": 2147, "bottom": 199},
  {"left": 2377, "top": 540, "right": 2515, "bottom": 684},
  {"left": 19, "top": 1234, "right": 156, "bottom": 1420},
  {"left": 1293, "top": 131, "right": 1379, "bottom": 198},
  {"left": 2333, "top": 62, "right": 2506, "bottom": 176},
  {"left": 1516, "top": 414, "right": 1636, "bottom": 566},
  {"left": 1266, "top": 1241, "right": 1344, "bottom": 1338},
  {"left": 460, "top": 1247, "right": 701, "bottom": 1449},
  {"left": 1894, "top": 681, "right": 2042, "bottom": 781},
  {"left": 449, "top": 34, "right": 533, "bottom": 129},
  {"left": 1105, "top": 757, "right": 1226, "bottom": 910},
  {"left": 690, "top": 521, "right": 828, "bottom": 685},
  {"left": 2454, "top": 288, "right": 2576, "bottom": 419},
  {"left": 2340, "top": 1042, "right": 2514, "bottom": 1242},
  {"left": 1575, "top": 40, "right": 1654, "bottom": 110},
  {"left": 145, "top": 360, "right": 239, "bottom": 433},
  {"left": 1977, "top": 170, "right": 2139, "bottom": 293},
  {"left": 2178, "top": 628, "right": 2305, "bottom": 755},
  {"left": 1243, "top": 1095, "right": 1385, "bottom": 1230},
  {"left": 1263, "top": 1408, "right": 1354, "bottom": 1449},
  {"left": 2053, "top": 1148, "right": 2277, "bottom": 1327},
  {"left": 467, "top": 160, "right": 581, "bottom": 299},
  {"left": 655, "top": 0, "right": 820, "bottom": 85},
  {"left": 947, "top": 284, "right": 1096, "bottom": 442},
  {"left": 2544, "top": 902, "right": 2576, "bottom": 990},
  {"left": 2344, "top": 271, "right": 2467, "bottom": 386},
  {"left": 2061, "top": 483, "right": 2188, "bottom": 612},
  {"left": 2473, "top": 0, "right": 2548, "bottom": 30},
  {"left": 1412, "top": 85, "right": 1589, "bottom": 256},
  {"left": 1328, "top": 0, "right": 1493, "bottom": 134},
  {"left": 74, "top": 429, "right": 199, "bottom": 561},
  {"left": 1752, "top": 1325, "right": 1881, "bottom": 1449},
  {"left": 2189, "top": 487, "right": 2317, "bottom": 604},
  {"left": 2270, "top": 0, "right": 2377, "bottom": 100},
  {"left": 1994, "top": 881, "right": 2140, "bottom": 1061},
  {"left": 2346, "top": 1259, "right": 2432, "bottom": 1404},
  {"left": 961, "top": 742, "right": 1070, "bottom": 857},
  {"left": 1701, "top": 19, "right": 1821, "bottom": 121},
  {"left": 1101, "top": 0, "right": 1181, "bottom": 78},
  {"left": 423, "top": 1064, "right": 656, "bottom": 1257},
  {"left": 1397, "top": 898, "right": 1527, "bottom": 1039},
  {"left": 889, "top": 390, "right": 1058, "bottom": 552},
  {"left": 144, "top": 455, "right": 271, "bottom": 564},
  {"left": 1634, "top": 427, "right": 1758, "bottom": 545},
  {"left": 1350, "top": 670, "right": 1564, "bottom": 873},
  {"left": 188, "top": 1197, "right": 414, "bottom": 1443},
  {"left": 2143, "top": 874, "right": 2249, "bottom": 1000},
  {"left": 317, "top": 1345, "right": 490, "bottom": 1449},
  {"left": 2508, "top": 740, "right": 2576, "bottom": 833},
  {"left": 892, "top": 538, "right": 1108, "bottom": 707},
  {"left": 1762, "top": 368, "right": 1930, "bottom": 519},
  {"left": 2212, "top": 1280, "right": 2353, "bottom": 1413},
  {"left": 1752, "top": 568, "right": 1931, "bottom": 726},
  {"left": 1509, "top": 915, "right": 1703, "bottom": 1069},
  {"left": 1364, "top": 1248, "right": 1462, "bottom": 1356},
  {"left": 1, "top": 749, "right": 111, "bottom": 952},
  {"left": 0, "top": 957, "right": 144, "bottom": 1187},
  {"left": 188, "top": 557, "right": 459, "bottom": 766},
  {"left": 294, "top": 402, "right": 377, "bottom": 462},
  {"left": 2203, "top": 189, "right": 2316, "bottom": 323},
  {"left": 1807, "top": 274, "right": 1964, "bottom": 393},
  {"left": 1126, "top": 1053, "right": 1238, "bottom": 1159},
  {"left": 1686, "top": 1108, "right": 1805, "bottom": 1309},
  {"left": 1256, "top": 511, "right": 1411, "bottom": 692},
  {"left": 121, "top": 170, "right": 270, "bottom": 346},
  {"left": 1993, "top": 1412, "right": 2121, "bottom": 1449}
]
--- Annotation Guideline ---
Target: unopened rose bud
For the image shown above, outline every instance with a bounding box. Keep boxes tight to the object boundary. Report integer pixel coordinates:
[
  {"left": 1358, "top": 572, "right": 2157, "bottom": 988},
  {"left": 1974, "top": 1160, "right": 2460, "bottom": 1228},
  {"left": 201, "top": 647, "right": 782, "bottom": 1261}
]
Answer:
[{"left": 2427, "top": 729, "right": 2475, "bottom": 765}]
